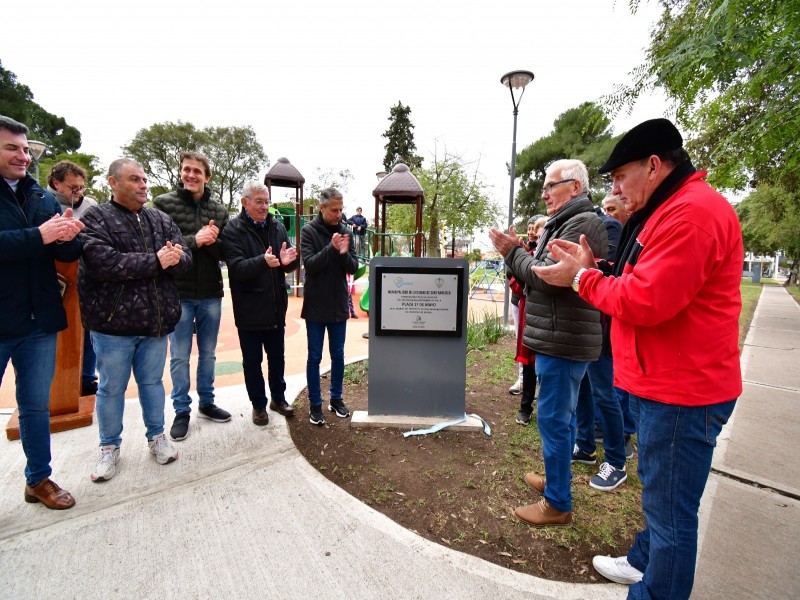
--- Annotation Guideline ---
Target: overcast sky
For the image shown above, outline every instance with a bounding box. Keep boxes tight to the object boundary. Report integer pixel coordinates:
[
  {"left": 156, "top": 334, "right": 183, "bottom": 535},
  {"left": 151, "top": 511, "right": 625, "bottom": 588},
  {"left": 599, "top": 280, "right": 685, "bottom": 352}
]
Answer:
[{"left": 1, "top": 0, "right": 668, "bottom": 235}]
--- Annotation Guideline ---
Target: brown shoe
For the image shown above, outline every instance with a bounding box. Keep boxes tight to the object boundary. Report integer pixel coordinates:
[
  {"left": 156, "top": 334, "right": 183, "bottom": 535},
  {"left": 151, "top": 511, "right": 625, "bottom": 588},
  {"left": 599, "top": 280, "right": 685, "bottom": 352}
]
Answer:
[
  {"left": 524, "top": 472, "right": 546, "bottom": 494},
  {"left": 514, "top": 498, "right": 572, "bottom": 527},
  {"left": 269, "top": 399, "right": 295, "bottom": 418},
  {"left": 24, "top": 478, "right": 76, "bottom": 510},
  {"left": 252, "top": 408, "right": 269, "bottom": 426}
]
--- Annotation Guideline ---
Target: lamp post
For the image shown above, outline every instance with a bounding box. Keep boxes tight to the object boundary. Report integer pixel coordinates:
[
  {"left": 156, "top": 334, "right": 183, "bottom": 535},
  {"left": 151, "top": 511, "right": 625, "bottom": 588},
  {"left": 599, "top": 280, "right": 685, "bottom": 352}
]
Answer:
[
  {"left": 28, "top": 140, "right": 48, "bottom": 183},
  {"left": 500, "top": 69, "right": 534, "bottom": 328}
]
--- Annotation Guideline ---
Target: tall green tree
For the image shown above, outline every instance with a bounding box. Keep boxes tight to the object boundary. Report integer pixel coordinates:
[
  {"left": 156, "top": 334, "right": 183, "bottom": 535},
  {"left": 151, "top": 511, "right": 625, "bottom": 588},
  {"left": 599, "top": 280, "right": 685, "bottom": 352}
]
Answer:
[
  {"left": 737, "top": 186, "right": 800, "bottom": 283},
  {"left": 514, "top": 102, "right": 617, "bottom": 220},
  {"left": 0, "top": 60, "right": 81, "bottom": 156},
  {"left": 382, "top": 102, "right": 423, "bottom": 172},
  {"left": 387, "top": 149, "right": 496, "bottom": 257},
  {"left": 122, "top": 121, "right": 269, "bottom": 210},
  {"left": 609, "top": 0, "right": 800, "bottom": 194}
]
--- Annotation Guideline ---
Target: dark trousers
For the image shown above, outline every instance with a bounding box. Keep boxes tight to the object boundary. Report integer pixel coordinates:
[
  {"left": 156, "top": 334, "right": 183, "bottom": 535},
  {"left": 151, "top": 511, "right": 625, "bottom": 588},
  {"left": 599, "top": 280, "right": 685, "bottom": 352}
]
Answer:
[
  {"left": 520, "top": 360, "right": 537, "bottom": 414},
  {"left": 237, "top": 327, "right": 286, "bottom": 411}
]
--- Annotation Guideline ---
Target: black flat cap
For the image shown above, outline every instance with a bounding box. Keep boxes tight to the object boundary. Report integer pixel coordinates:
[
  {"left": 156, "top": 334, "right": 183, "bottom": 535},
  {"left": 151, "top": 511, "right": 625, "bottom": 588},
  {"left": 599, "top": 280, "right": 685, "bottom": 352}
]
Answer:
[{"left": 599, "top": 118, "right": 683, "bottom": 174}]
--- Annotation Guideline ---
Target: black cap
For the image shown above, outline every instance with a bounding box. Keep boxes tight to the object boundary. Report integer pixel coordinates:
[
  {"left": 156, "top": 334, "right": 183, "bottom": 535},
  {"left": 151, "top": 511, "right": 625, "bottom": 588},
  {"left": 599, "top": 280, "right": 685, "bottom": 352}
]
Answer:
[{"left": 599, "top": 118, "right": 683, "bottom": 174}]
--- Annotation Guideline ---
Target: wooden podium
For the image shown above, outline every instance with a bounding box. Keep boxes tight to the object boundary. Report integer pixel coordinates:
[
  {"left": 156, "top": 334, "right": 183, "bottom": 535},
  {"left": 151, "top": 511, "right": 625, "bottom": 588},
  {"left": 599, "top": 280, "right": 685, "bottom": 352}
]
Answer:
[{"left": 5, "top": 260, "right": 96, "bottom": 441}]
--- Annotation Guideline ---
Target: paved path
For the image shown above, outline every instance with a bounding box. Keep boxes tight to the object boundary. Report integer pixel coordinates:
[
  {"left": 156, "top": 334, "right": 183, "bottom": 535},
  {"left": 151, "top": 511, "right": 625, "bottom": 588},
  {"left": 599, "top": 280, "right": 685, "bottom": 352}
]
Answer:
[{"left": 0, "top": 286, "right": 798, "bottom": 599}]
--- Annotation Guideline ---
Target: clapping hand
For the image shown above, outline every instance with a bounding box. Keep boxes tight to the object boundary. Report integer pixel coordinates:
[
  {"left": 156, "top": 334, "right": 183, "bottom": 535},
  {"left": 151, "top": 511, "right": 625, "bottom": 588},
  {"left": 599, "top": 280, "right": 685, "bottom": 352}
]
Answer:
[
  {"left": 279, "top": 242, "right": 296, "bottom": 265},
  {"left": 157, "top": 241, "right": 184, "bottom": 269},
  {"left": 264, "top": 246, "right": 281, "bottom": 268}
]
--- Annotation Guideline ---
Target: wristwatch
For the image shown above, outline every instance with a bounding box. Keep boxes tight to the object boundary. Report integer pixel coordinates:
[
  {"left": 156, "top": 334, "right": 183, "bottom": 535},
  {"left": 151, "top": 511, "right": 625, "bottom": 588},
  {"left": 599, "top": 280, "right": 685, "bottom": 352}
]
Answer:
[{"left": 571, "top": 268, "right": 588, "bottom": 292}]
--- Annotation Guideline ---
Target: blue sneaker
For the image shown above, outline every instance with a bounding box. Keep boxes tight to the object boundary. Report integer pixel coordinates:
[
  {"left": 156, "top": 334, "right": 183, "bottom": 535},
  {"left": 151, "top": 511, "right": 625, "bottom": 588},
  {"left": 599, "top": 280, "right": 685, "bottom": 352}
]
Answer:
[
  {"left": 624, "top": 434, "right": 634, "bottom": 459},
  {"left": 589, "top": 462, "right": 627, "bottom": 491}
]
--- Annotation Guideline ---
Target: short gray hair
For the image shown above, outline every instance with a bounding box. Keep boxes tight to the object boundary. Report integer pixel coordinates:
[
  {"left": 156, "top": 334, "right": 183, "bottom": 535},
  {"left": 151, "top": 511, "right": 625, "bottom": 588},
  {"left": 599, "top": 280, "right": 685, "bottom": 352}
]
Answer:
[
  {"left": 242, "top": 180, "right": 269, "bottom": 199},
  {"left": 527, "top": 214, "right": 545, "bottom": 226},
  {"left": 602, "top": 193, "right": 623, "bottom": 208},
  {"left": 0, "top": 115, "right": 29, "bottom": 135},
  {"left": 108, "top": 158, "right": 141, "bottom": 179},
  {"left": 320, "top": 187, "right": 343, "bottom": 207},
  {"left": 547, "top": 159, "right": 590, "bottom": 193}
]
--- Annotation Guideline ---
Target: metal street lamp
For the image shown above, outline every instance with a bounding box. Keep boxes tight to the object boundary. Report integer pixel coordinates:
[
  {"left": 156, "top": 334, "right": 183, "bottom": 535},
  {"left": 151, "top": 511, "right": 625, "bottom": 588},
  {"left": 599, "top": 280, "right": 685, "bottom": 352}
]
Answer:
[
  {"left": 500, "top": 69, "right": 534, "bottom": 328},
  {"left": 28, "top": 140, "right": 48, "bottom": 182}
]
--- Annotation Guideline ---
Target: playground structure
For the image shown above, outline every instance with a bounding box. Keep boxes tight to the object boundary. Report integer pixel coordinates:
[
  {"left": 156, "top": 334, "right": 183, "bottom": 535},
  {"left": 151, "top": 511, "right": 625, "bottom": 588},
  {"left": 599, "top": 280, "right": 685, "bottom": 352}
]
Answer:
[{"left": 469, "top": 258, "right": 506, "bottom": 302}]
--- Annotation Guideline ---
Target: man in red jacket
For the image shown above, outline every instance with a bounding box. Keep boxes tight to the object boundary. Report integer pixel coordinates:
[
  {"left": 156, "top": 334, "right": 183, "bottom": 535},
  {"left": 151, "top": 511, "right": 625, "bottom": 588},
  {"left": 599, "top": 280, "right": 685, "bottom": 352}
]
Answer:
[{"left": 532, "top": 119, "right": 742, "bottom": 600}]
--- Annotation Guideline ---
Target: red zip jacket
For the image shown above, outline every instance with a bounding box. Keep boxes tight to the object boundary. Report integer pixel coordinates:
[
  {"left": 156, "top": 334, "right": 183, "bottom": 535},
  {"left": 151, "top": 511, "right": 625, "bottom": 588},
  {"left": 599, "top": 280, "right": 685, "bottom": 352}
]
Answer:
[{"left": 579, "top": 171, "right": 743, "bottom": 406}]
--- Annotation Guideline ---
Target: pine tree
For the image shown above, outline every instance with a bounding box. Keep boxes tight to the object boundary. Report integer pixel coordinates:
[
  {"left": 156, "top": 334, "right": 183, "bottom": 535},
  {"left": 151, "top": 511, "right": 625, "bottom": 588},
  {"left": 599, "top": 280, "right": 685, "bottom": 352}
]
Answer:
[{"left": 382, "top": 102, "right": 423, "bottom": 172}]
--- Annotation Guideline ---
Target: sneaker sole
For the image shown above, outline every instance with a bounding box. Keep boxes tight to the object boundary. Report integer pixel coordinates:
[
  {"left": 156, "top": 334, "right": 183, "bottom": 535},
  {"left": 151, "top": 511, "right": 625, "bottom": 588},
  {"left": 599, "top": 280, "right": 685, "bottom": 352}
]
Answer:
[
  {"left": 309, "top": 417, "right": 325, "bottom": 426},
  {"left": 589, "top": 473, "right": 628, "bottom": 491},
  {"left": 592, "top": 557, "right": 643, "bottom": 585},
  {"left": 170, "top": 430, "right": 189, "bottom": 442},
  {"left": 515, "top": 418, "right": 530, "bottom": 426},
  {"left": 154, "top": 454, "right": 179, "bottom": 465},
  {"left": 197, "top": 412, "right": 232, "bottom": 423},
  {"left": 328, "top": 404, "right": 350, "bottom": 418},
  {"left": 509, "top": 390, "right": 522, "bottom": 395},
  {"left": 572, "top": 458, "right": 597, "bottom": 465},
  {"left": 90, "top": 471, "right": 115, "bottom": 482}
]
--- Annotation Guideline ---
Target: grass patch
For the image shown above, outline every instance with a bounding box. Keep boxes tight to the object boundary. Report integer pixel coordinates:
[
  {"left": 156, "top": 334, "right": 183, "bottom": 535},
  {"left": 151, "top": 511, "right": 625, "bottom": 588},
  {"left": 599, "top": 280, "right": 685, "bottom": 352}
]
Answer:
[{"left": 739, "top": 279, "right": 763, "bottom": 349}]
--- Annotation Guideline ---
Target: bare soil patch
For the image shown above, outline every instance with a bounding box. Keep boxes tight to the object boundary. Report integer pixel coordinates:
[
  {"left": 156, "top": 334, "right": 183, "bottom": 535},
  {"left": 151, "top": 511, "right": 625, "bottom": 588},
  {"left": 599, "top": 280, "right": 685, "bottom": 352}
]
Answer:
[{"left": 287, "top": 334, "right": 644, "bottom": 583}]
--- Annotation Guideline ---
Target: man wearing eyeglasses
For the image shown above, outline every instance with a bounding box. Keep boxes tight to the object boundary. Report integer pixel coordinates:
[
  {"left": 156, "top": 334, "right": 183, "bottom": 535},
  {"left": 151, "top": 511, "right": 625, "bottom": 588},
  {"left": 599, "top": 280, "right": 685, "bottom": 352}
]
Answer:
[
  {"left": 48, "top": 160, "right": 99, "bottom": 396},
  {"left": 154, "top": 152, "right": 232, "bottom": 442},
  {"left": 220, "top": 181, "right": 299, "bottom": 426},
  {"left": 489, "top": 159, "right": 607, "bottom": 527}
]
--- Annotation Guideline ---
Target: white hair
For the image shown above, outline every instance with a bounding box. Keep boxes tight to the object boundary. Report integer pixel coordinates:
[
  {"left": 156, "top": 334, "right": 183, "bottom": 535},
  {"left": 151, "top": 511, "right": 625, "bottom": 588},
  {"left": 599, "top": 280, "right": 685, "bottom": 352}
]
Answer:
[
  {"left": 547, "top": 159, "right": 590, "bottom": 193},
  {"left": 241, "top": 180, "right": 269, "bottom": 199}
]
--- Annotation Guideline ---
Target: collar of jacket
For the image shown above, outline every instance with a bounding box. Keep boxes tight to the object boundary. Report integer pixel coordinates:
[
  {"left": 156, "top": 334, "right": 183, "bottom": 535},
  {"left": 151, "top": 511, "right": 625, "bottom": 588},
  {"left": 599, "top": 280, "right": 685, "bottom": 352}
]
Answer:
[
  {"left": 544, "top": 193, "right": 593, "bottom": 230},
  {"left": 240, "top": 207, "right": 272, "bottom": 230},
  {"left": 176, "top": 182, "right": 211, "bottom": 205},
  {"left": 312, "top": 212, "right": 340, "bottom": 234}
]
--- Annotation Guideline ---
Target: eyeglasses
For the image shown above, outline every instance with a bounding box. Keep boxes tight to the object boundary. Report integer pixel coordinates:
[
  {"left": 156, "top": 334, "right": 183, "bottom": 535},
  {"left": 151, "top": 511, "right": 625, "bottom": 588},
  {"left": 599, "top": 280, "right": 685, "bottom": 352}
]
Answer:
[
  {"left": 542, "top": 179, "right": 575, "bottom": 194},
  {"left": 246, "top": 198, "right": 270, "bottom": 207},
  {"left": 67, "top": 185, "right": 86, "bottom": 194}
]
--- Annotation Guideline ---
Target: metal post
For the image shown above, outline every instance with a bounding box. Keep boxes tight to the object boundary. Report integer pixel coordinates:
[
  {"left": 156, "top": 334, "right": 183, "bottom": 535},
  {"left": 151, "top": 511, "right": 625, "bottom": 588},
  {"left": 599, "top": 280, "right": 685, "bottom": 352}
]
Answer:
[{"left": 502, "top": 105, "right": 519, "bottom": 328}]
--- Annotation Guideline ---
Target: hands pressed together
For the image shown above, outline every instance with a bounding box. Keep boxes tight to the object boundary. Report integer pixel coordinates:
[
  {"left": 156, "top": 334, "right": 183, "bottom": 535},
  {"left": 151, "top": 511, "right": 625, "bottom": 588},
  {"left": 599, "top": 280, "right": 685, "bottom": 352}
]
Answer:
[
  {"left": 157, "top": 241, "right": 184, "bottom": 269},
  {"left": 331, "top": 232, "right": 350, "bottom": 255},
  {"left": 194, "top": 219, "right": 219, "bottom": 247},
  {"left": 38, "top": 208, "right": 85, "bottom": 244}
]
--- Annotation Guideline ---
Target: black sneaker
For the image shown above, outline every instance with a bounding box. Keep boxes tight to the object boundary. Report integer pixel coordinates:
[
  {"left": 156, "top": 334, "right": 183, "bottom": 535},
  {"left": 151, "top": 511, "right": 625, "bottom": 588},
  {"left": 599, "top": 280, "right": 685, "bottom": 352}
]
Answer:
[
  {"left": 309, "top": 406, "right": 326, "bottom": 426},
  {"left": 81, "top": 378, "right": 98, "bottom": 397},
  {"left": 624, "top": 434, "right": 634, "bottom": 459},
  {"left": 572, "top": 444, "right": 597, "bottom": 465},
  {"left": 270, "top": 399, "right": 295, "bottom": 418},
  {"left": 170, "top": 413, "right": 190, "bottom": 441},
  {"left": 198, "top": 404, "right": 232, "bottom": 423},
  {"left": 515, "top": 411, "right": 532, "bottom": 426},
  {"left": 328, "top": 398, "right": 350, "bottom": 418}
]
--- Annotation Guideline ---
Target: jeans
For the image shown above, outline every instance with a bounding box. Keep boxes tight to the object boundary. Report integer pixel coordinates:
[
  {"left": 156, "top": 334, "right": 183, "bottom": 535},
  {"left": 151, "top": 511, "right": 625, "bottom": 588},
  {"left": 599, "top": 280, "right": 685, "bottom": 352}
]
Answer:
[
  {"left": 626, "top": 395, "right": 737, "bottom": 600},
  {"left": 576, "top": 355, "right": 625, "bottom": 469},
  {"left": 82, "top": 329, "right": 97, "bottom": 385},
  {"left": 92, "top": 332, "right": 169, "bottom": 447},
  {"left": 238, "top": 327, "right": 286, "bottom": 411},
  {"left": 169, "top": 298, "right": 221, "bottom": 414},
  {"left": 0, "top": 328, "right": 57, "bottom": 486},
  {"left": 616, "top": 386, "right": 637, "bottom": 436},
  {"left": 306, "top": 320, "right": 347, "bottom": 407},
  {"left": 535, "top": 353, "right": 589, "bottom": 512}
]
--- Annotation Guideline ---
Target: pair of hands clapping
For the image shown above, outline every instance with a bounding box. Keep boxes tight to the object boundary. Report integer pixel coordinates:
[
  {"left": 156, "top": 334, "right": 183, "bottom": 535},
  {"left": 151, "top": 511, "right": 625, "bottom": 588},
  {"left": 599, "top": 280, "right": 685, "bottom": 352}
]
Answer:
[
  {"left": 264, "top": 242, "right": 297, "bottom": 268},
  {"left": 157, "top": 241, "right": 184, "bottom": 269},
  {"left": 39, "top": 208, "right": 85, "bottom": 244},
  {"left": 331, "top": 232, "right": 350, "bottom": 255}
]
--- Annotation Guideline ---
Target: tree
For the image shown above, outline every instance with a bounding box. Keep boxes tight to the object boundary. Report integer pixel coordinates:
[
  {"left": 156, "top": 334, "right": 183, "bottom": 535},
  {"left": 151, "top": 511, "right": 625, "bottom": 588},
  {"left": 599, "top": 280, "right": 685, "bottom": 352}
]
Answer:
[
  {"left": 0, "top": 60, "right": 81, "bottom": 156},
  {"left": 609, "top": 0, "right": 800, "bottom": 194},
  {"left": 122, "top": 121, "right": 269, "bottom": 210},
  {"left": 737, "top": 186, "right": 800, "bottom": 283},
  {"left": 382, "top": 102, "right": 423, "bottom": 171},
  {"left": 514, "top": 102, "right": 617, "bottom": 220},
  {"left": 387, "top": 148, "right": 496, "bottom": 257},
  {"left": 302, "top": 167, "right": 353, "bottom": 214}
]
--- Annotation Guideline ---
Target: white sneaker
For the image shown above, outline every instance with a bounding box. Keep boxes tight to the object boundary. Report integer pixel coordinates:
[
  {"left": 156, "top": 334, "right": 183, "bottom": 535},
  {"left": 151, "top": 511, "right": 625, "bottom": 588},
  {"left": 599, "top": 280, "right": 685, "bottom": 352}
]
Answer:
[
  {"left": 508, "top": 376, "right": 523, "bottom": 395},
  {"left": 592, "top": 555, "right": 644, "bottom": 585},
  {"left": 91, "top": 445, "right": 120, "bottom": 482},
  {"left": 148, "top": 433, "right": 178, "bottom": 465}
]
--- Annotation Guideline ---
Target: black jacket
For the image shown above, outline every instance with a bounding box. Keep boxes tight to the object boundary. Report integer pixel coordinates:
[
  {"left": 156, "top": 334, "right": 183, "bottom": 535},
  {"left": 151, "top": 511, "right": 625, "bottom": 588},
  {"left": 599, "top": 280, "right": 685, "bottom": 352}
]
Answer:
[
  {"left": 506, "top": 194, "right": 607, "bottom": 361},
  {"left": 221, "top": 211, "right": 299, "bottom": 330},
  {"left": 78, "top": 200, "right": 191, "bottom": 337},
  {"left": 300, "top": 213, "right": 359, "bottom": 323},
  {"left": 153, "top": 185, "right": 228, "bottom": 299},
  {"left": 0, "top": 175, "right": 82, "bottom": 339}
]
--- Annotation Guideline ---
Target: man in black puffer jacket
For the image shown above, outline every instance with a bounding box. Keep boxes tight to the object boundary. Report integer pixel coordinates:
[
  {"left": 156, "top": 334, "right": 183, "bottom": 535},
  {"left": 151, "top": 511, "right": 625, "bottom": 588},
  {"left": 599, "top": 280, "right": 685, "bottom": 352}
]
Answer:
[
  {"left": 221, "top": 181, "right": 299, "bottom": 426},
  {"left": 300, "top": 187, "right": 359, "bottom": 426},
  {"left": 79, "top": 159, "right": 192, "bottom": 483},
  {"left": 490, "top": 159, "right": 607, "bottom": 528},
  {"left": 154, "top": 152, "right": 231, "bottom": 441}
]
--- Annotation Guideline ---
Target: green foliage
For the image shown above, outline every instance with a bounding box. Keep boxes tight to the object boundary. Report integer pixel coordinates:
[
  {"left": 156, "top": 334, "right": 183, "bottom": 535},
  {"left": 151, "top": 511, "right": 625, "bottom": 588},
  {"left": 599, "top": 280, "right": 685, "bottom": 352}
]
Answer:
[
  {"left": 343, "top": 360, "right": 368, "bottom": 385},
  {"left": 465, "top": 248, "right": 483, "bottom": 264},
  {"left": 382, "top": 102, "right": 423, "bottom": 171},
  {"left": 303, "top": 167, "right": 353, "bottom": 211},
  {"left": 121, "top": 121, "right": 268, "bottom": 211},
  {"left": 515, "top": 102, "right": 617, "bottom": 220},
  {"left": 737, "top": 185, "right": 800, "bottom": 281},
  {"left": 0, "top": 60, "right": 81, "bottom": 156},
  {"left": 37, "top": 152, "right": 111, "bottom": 203},
  {"left": 610, "top": 0, "right": 800, "bottom": 194},
  {"left": 466, "top": 311, "right": 505, "bottom": 352}
]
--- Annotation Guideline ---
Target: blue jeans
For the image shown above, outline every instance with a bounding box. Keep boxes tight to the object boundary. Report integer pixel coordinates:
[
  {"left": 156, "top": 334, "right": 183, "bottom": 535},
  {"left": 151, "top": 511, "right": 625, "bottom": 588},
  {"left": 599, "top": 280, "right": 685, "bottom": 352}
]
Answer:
[
  {"left": 306, "top": 320, "right": 346, "bottom": 407},
  {"left": 238, "top": 327, "right": 286, "bottom": 411},
  {"left": 92, "top": 332, "right": 169, "bottom": 447},
  {"left": 82, "top": 329, "right": 97, "bottom": 384},
  {"left": 169, "top": 298, "right": 221, "bottom": 414},
  {"left": 616, "top": 386, "right": 637, "bottom": 436},
  {"left": 0, "top": 328, "right": 57, "bottom": 486},
  {"left": 576, "top": 355, "right": 625, "bottom": 469},
  {"left": 627, "top": 395, "right": 736, "bottom": 600},
  {"left": 535, "top": 353, "right": 589, "bottom": 512}
]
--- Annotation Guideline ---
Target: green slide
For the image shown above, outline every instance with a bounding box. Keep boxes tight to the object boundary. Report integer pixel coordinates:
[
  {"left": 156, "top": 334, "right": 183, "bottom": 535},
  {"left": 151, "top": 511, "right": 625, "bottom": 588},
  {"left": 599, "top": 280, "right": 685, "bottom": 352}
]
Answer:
[{"left": 359, "top": 284, "right": 370, "bottom": 313}]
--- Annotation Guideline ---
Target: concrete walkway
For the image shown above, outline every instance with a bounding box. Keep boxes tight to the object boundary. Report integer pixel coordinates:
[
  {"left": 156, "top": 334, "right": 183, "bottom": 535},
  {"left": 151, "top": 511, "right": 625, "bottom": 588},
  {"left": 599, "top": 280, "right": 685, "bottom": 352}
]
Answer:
[{"left": 0, "top": 286, "right": 798, "bottom": 599}]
